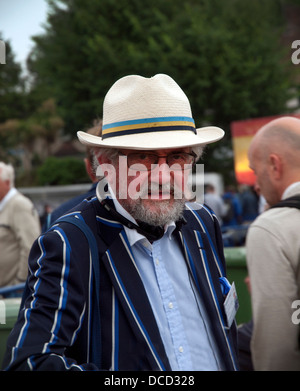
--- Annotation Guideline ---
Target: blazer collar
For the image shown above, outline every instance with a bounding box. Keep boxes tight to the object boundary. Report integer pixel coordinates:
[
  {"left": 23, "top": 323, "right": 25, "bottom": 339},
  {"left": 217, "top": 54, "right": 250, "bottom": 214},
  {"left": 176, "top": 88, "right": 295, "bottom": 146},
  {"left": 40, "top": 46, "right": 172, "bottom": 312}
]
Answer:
[{"left": 93, "top": 199, "right": 171, "bottom": 370}]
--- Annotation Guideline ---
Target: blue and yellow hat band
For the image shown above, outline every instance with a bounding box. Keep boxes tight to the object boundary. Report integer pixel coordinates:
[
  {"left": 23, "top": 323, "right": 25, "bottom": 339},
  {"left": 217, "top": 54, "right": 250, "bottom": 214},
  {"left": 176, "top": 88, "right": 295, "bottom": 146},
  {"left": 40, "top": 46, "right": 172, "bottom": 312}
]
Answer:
[{"left": 102, "top": 116, "right": 196, "bottom": 139}]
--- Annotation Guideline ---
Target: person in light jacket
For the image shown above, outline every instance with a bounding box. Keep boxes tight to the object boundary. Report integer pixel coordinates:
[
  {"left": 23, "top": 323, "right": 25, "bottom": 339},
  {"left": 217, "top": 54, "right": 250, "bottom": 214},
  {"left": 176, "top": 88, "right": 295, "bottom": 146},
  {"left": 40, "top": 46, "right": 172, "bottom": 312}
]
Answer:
[
  {"left": 247, "top": 116, "right": 300, "bottom": 371},
  {"left": 0, "top": 162, "right": 40, "bottom": 288}
]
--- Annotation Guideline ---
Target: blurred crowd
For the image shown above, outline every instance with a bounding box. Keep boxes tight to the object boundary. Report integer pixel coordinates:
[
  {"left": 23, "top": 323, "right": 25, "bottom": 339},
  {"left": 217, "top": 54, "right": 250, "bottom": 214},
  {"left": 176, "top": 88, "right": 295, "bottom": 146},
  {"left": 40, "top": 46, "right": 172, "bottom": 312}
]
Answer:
[{"left": 204, "top": 183, "right": 265, "bottom": 247}]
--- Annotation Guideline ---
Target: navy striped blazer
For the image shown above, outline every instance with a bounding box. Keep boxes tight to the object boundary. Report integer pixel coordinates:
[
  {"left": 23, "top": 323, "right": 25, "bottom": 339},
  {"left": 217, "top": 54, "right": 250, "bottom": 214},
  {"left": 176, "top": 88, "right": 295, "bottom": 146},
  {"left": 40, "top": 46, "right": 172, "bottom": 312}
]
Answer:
[{"left": 2, "top": 196, "right": 238, "bottom": 371}]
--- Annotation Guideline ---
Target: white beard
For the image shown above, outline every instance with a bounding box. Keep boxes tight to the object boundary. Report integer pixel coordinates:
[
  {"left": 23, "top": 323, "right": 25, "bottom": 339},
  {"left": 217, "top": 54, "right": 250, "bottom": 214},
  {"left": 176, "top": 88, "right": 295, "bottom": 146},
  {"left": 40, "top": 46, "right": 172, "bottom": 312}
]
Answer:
[
  {"left": 122, "top": 198, "right": 186, "bottom": 226},
  {"left": 120, "top": 181, "right": 186, "bottom": 226}
]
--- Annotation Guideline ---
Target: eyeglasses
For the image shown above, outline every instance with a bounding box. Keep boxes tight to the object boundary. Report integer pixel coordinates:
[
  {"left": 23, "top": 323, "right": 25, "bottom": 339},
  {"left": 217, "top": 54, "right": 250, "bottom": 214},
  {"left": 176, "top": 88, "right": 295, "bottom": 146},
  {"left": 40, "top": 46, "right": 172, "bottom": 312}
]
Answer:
[{"left": 121, "top": 151, "right": 197, "bottom": 171}]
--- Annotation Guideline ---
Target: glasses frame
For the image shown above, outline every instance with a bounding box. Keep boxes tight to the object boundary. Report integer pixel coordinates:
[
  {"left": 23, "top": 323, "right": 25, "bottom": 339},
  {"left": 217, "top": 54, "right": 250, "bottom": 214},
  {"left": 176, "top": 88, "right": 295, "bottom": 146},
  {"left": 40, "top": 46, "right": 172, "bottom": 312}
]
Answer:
[{"left": 120, "top": 151, "right": 197, "bottom": 171}]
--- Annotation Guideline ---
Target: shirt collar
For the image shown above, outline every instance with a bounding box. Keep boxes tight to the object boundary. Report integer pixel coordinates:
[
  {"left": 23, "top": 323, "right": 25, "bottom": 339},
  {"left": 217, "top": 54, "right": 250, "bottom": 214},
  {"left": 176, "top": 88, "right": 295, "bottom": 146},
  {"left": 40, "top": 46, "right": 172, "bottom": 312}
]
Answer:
[{"left": 282, "top": 181, "right": 300, "bottom": 200}]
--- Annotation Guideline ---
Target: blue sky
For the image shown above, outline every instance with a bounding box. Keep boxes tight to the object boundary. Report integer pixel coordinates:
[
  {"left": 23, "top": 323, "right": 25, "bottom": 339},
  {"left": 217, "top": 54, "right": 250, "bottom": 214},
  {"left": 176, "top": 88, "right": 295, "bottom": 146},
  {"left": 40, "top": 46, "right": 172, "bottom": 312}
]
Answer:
[{"left": 0, "top": 0, "right": 48, "bottom": 66}]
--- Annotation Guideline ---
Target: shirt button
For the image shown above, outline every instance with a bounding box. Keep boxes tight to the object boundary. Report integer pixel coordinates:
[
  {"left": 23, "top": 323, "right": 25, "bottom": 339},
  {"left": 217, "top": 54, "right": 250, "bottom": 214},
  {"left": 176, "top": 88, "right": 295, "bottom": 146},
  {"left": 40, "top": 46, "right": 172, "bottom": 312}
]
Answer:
[
  {"left": 155, "top": 259, "right": 159, "bottom": 266},
  {"left": 179, "top": 346, "right": 184, "bottom": 353},
  {"left": 168, "top": 302, "right": 173, "bottom": 309}
]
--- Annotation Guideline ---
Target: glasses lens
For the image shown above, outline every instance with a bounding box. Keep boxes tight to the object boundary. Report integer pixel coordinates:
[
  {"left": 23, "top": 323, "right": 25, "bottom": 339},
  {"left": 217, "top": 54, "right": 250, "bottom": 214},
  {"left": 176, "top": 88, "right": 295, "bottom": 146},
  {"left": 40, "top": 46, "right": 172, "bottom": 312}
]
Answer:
[
  {"left": 127, "top": 152, "right": 195, "bottom": 171},
  {"left": 127, "top": 153, "right": 156, "bottom": 170},
  {"left": 167, "top": 153, "right": 195, "bottom": 167}
]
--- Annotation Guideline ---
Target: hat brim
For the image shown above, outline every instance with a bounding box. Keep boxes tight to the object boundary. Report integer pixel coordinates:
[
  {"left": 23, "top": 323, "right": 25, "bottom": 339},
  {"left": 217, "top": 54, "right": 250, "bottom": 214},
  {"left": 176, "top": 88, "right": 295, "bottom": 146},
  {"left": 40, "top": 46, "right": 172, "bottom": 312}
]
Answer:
[{"left": 77, "top": 126, "right": 224, "bottom": 150}]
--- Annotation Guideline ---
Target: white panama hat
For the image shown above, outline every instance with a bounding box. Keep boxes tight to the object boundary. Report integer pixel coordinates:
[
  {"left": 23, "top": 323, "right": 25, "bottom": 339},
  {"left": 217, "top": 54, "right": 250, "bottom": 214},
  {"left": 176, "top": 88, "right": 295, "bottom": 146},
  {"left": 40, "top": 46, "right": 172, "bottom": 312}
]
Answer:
[{"left": 77, "top": 74, "right": 224, "bottom": 150}]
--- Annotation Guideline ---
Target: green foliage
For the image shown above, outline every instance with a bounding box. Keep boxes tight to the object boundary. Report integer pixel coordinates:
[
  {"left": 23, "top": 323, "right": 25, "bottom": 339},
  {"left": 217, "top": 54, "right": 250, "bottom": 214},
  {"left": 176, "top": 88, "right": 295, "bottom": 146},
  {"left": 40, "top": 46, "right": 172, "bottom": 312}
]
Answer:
[
  {"left": 37, "top": 156, "right": 89, "bottom": 185},
  {"left": 0, "top": 98, "right": 64, "bottom": 171},
  {"left": 2, "top": 0, "right": 299, "bottom": 185},
  {"left": 0, "top": 36, "right": 26, "bottom": 123},
  {"left": 29, "top": 0, "right": 293, "bottom": 133},
  {"left": 0, "top": 33, "right": 43, "bottom": 123}
]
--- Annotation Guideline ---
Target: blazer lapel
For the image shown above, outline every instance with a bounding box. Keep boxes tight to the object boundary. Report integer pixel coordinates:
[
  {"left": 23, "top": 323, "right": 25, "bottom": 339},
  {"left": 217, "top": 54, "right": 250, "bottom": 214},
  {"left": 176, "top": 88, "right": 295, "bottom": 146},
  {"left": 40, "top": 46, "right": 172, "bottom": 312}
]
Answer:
[
  {"left": 177, "top": 226, "right": 225, "bottom": 319},
  {"left": 176, "top": 225, "right": 238, "bottom": 370},
  {"left": 100, "top": 225, "right": 171, "bottom": 371}
]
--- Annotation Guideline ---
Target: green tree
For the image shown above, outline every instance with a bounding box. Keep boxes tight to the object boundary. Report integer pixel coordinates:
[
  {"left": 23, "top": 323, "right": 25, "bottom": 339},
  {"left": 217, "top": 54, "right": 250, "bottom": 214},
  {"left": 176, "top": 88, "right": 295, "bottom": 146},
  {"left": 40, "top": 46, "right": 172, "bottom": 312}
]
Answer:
[
  {"left": 0, "top": 33, "right": 49, "bottom": 164},
  {"left": 0, "top": 98, "right": 64, "bottom": 171},
  {"left": 0, "top": 34, "right": 26, "bottom": 123},
  {"left": 37, "top": 156, "right": 89, "bottom": 185},
  {"left": 29, "top": 0, "right": 296, "bottom": 180}
]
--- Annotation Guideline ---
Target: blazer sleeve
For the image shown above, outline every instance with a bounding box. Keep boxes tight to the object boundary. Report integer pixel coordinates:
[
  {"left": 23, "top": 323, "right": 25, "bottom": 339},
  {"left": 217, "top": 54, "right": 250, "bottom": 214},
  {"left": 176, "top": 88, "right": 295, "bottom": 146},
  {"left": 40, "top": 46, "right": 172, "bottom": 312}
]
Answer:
[{"left": 2, "top": 227, "right": 97, "bottom": 371}]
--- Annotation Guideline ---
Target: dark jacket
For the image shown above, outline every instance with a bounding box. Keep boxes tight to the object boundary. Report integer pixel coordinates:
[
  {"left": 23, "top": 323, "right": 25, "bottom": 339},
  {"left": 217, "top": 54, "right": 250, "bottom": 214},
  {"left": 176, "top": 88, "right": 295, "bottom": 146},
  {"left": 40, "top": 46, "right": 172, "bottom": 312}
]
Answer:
[
  {"left": 2, "top": 196, "right": 238, "bottom": 371},
  {"left": 42, "top": 183, "right": 97, "bottom": 232}
]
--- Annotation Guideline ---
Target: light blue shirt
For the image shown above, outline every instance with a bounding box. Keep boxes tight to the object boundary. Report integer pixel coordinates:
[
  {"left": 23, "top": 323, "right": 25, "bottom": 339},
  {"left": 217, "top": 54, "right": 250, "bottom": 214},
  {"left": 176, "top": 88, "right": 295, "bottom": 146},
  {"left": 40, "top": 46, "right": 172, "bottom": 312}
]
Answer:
[{"left": 113, "top": 198, "right": 222, "bottom": 370}]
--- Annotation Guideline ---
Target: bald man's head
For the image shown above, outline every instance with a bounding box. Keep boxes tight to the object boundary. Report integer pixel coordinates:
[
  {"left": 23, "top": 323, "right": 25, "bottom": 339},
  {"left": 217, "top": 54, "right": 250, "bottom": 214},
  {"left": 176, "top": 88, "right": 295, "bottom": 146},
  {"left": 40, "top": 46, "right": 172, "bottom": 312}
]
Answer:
[
  {"left": 251, "top": 116, "right": 300, "bottom": 163},
  {"left": 248, "top": 116, "right": 300, "bottom": 205}
]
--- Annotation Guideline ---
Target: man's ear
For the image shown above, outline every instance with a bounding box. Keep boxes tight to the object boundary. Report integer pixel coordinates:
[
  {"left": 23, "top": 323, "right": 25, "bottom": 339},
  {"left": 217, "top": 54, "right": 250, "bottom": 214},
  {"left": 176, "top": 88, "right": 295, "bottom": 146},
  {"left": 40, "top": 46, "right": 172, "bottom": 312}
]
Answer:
[
  {"left": 94, "top": 152, "right": 118, "bottom": 183},
  {"left": 84, "top": 158, "right": 97, "bottom": 182},
  {"left": 93, "top": 150, "right": 112, "bottom": 179},
  {"left": 269, "top": 153, "right": 282, "bottom": 180}
]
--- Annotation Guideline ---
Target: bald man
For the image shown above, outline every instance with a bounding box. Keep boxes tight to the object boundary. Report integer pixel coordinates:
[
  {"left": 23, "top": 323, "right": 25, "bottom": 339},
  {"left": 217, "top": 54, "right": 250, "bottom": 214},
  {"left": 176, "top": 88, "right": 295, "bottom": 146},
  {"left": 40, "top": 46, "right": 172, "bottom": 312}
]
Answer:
[{"left": 246, "top": 116, "right": 300, "bottom": 371}]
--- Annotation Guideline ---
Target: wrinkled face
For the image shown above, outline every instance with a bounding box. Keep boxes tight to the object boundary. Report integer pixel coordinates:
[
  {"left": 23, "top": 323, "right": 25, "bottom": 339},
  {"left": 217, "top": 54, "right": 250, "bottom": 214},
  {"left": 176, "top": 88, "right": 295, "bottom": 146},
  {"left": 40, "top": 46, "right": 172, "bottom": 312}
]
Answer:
[{"left": 101, "top": 148, "right": 196, "bottom": 226}]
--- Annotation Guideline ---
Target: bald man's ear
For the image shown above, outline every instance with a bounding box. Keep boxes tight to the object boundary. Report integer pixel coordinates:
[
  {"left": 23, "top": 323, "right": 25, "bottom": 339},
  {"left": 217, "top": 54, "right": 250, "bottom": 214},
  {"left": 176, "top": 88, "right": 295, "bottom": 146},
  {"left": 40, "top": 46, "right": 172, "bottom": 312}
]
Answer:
[{"left": 269, "top": 154, "right": 283, "bottom": 180}]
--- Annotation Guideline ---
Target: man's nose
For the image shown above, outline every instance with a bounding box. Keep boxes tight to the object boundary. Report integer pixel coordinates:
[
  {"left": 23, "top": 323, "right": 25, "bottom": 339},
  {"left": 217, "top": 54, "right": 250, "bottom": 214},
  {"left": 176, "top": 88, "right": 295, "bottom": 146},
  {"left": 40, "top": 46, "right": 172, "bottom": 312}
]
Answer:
[{"left": 150, "top": 158, "right": 172, "bottom": 184}]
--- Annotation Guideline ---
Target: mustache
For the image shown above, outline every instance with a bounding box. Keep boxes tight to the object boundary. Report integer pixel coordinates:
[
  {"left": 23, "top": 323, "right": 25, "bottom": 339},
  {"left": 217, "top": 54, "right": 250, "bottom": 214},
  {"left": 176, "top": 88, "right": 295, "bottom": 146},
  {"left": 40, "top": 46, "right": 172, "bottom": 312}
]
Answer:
[
  {"left": 138, "top": 182, "right": 185, "bottom": 199},
  {"left": 142, "top": 182, "right": 172, "bottom": 195}
]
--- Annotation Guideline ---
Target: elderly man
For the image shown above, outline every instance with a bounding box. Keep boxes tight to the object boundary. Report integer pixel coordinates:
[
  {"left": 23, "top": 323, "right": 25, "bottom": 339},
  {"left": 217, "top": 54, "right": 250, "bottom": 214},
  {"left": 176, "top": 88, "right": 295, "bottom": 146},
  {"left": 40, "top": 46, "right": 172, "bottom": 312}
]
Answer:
[
  {"left": 0, "top": 162, "right": 40, "bottom": 289},
  {"left": 3, "top": 74, "right": 238, "bottom": 371},
  {"left": 246, "top": 116, "right": 300, "bottom": 371}
]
